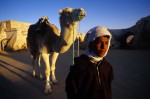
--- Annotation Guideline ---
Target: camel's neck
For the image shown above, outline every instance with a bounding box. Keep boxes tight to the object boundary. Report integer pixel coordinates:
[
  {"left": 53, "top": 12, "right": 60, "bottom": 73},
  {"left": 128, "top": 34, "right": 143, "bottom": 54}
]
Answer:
[{"left": 54, "top": 23, "right": 78, "bottom": 53}]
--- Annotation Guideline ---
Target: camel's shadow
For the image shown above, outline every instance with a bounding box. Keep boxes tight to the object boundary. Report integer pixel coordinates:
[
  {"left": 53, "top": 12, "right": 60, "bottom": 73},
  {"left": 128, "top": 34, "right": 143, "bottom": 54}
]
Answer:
[{"left": 0, "top": 51, "right": 47, "bottom": 96}]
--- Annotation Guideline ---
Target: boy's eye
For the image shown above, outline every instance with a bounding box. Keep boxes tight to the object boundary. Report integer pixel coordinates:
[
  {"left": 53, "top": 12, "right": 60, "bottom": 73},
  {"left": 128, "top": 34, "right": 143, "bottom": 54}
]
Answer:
[
  {"left": 96, "top": 42, "right": 108, "bottom": 45},
  {"left": 96, "top": 41, "right": 102, "bottom": 44},
  {"left": 105, "top": 42, "right": 109, "bottom": 44}
]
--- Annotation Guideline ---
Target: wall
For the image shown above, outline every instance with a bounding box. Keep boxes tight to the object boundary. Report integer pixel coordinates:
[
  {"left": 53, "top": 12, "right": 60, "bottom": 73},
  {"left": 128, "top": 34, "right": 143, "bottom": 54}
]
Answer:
[{"left": 0, "top": 20, "right": 31, "bottom": 51}]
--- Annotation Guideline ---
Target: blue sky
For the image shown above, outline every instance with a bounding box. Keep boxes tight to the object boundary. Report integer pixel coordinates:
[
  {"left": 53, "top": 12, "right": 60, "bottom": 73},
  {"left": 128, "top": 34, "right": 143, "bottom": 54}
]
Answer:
[{"left": 0, "top": 0, "right": 150, "bottom": 33}]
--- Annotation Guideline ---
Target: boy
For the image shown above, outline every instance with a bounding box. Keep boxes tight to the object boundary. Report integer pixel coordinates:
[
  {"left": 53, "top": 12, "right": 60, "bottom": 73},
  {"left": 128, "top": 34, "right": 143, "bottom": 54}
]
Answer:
[{"left": 65, "top": 26, "right": 114, "bottom": 99}]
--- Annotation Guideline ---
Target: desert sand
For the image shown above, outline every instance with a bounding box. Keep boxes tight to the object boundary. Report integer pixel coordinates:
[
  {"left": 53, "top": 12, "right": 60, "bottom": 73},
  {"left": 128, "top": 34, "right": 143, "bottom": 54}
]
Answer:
[{"left": 0, "top": 49, "right": 150, "bottom": 99}]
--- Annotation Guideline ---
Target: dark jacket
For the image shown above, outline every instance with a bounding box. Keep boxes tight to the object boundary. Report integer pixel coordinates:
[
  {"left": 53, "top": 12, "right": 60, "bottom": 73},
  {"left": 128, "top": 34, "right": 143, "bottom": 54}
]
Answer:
[{"left": 65, "top": 54, "right": 114, "bottom": 99}]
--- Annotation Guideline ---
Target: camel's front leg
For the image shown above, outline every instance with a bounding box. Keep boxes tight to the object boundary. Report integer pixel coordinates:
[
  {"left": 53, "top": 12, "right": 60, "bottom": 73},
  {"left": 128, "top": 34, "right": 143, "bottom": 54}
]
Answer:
[
  {"left": 41, "top": 53, "right": 52, "bottom": 94},
  {"left": 50, "top": 52, "right": 59, "bottom": 84}
]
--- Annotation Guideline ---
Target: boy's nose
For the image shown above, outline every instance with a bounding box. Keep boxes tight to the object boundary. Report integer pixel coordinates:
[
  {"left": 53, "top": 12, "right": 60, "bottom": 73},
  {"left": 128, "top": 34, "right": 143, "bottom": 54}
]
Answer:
[{"left": 101, "top": 42, "right": 105, "bottom": 49}]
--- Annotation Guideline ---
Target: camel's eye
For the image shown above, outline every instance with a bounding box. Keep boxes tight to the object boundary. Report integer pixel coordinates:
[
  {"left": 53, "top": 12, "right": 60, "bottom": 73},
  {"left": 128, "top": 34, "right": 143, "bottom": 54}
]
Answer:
[
  {"left": 78, "top": 8, "right": 82, "bottom": 11},
  {"left": 66, "top": 10, "right": 72, "bottom": 13}
]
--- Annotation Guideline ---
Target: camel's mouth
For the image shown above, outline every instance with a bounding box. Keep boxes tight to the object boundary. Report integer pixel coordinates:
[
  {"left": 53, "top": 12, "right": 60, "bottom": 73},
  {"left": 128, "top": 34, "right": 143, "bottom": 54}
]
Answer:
[
  {"left": 78, "top": 14, "right": 86, "bottom": 20},
  {"left": 78, "top": 8, "right": 86, "bottom": 20}
]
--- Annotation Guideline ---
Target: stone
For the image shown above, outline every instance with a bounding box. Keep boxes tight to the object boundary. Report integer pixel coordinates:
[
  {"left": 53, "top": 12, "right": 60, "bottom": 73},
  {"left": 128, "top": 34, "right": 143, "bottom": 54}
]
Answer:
[{"left": 0, "top": 20, "right": 31, "bottom": 51}]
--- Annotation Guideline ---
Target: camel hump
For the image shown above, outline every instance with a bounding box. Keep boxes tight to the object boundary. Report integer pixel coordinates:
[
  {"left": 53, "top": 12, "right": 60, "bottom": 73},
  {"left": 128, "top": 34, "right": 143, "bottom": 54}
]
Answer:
[
  {"left": 35, "top": 16, "right": 60, "bottom": 36},
  {"left": 36, "top": 16, "right": 50, "bottom": 24},
  {"left": 48, "top": 24, "right": 60, "bottom": 36},
  {"left": 28, "top": 16, "right": 50, "bottom": 33},
  {"left": 27, "top": 16, "right": 60, "bottom": 41}
]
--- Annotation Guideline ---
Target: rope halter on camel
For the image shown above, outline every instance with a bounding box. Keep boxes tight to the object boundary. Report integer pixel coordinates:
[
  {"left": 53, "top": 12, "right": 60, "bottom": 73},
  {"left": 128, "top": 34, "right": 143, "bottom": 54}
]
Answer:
[{"left": 72, "top": 15, "right": 82, "bottom": 65}]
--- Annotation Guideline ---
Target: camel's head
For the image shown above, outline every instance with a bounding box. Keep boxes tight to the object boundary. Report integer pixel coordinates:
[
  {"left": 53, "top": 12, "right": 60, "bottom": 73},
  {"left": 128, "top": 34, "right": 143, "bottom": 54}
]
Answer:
[{"left": 59, "top": 7, "right": 86, "bottom": 26}]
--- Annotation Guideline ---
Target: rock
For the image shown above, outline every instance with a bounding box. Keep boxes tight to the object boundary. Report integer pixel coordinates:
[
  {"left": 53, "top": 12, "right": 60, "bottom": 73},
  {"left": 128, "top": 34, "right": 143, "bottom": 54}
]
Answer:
[{"left": 0, "top": 20, "right": 31, "bottom": 51}]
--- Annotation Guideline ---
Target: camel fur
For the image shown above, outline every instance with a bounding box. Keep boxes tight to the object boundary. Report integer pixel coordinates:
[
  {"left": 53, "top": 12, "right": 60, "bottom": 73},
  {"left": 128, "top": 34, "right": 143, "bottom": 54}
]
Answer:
[{"left": 27, "top": 7, "right": 86, "bottom": 94}]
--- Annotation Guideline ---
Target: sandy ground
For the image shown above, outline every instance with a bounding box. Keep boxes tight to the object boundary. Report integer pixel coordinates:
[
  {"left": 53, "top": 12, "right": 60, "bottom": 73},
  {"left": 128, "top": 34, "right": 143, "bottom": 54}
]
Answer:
[{"left": 0, "top": 49, "right": 150, "bottom": 99}]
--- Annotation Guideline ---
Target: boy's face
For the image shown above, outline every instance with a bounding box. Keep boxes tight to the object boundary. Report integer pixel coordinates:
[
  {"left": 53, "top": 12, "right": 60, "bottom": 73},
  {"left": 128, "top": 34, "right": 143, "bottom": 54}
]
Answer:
[{"left": 90, "top": 36, "right": 109, "bottom": 57}]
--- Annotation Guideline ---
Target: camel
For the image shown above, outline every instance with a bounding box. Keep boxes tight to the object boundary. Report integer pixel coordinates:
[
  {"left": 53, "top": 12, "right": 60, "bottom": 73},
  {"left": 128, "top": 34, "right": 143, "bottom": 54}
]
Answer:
[{"left": 27, "top": 7, "right": 86, "bottom": 94}]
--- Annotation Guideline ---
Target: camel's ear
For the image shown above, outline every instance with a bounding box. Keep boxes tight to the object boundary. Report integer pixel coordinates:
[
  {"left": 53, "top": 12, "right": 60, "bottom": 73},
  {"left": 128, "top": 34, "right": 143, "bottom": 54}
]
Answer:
[
  {"left": 64, "top": 7, "right": 73, "bottom": 13},
  {"left": 59, "top": 9, "right": 63, "bottom": 15}
]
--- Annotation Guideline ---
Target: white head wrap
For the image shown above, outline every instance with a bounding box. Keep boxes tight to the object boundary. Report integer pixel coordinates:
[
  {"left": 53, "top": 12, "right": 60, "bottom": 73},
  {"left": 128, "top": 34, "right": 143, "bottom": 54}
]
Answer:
[
  {"left": 85, "top": 26, "right": 112, "bottom": 62},
  {"left": 87, "top": 26, "right": 112, "bottom": 43}
]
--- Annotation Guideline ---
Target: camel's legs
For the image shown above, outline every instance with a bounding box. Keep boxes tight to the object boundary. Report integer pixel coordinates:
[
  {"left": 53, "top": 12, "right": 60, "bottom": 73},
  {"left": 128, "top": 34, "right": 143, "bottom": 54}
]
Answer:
[
  {"left": 35, "top": 53, "right": 43, "bottom": 80},
  {"left": 41, "top": 53, "right": 52, "bottom": 94},
  {"left": 31, "top": 55, "right": 36, "bottom": 77},
  {"left": 50, "top": 52, "right": 59, "bottom": 84}
]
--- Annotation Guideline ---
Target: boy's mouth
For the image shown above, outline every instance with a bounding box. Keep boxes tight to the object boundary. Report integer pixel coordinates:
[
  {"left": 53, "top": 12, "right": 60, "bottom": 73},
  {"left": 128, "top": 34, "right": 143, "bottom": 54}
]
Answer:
[{"left": 100, "top": 50, "right": 106, "bottom": 54}]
